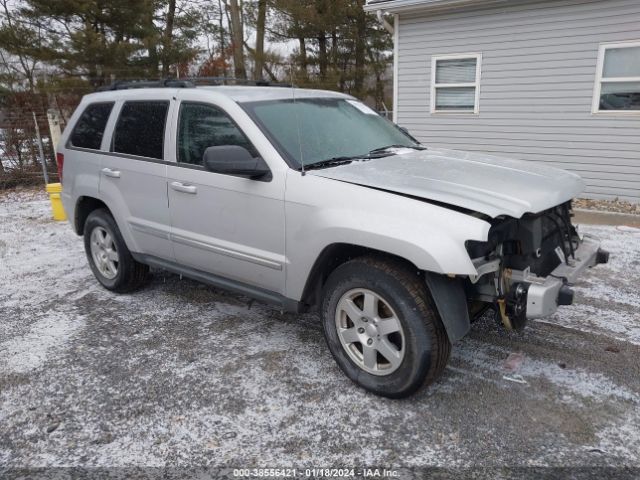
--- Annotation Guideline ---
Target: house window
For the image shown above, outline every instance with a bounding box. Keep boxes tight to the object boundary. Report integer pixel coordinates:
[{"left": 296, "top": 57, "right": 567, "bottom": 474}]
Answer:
[
  {"left": 593, "top": 41, "right": 640, "bottom": 113},
  {"left": 431, "top": 53, "right": 482, "bottom": 114}
]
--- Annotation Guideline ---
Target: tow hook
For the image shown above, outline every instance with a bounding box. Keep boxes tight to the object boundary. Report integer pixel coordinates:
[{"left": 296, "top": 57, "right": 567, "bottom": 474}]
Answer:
[
  {"left": 596, "top": 248, "right": 610, "bottom": 265},
  {"left": 497, "top": 282, "right": 529, "bottom": 331}
]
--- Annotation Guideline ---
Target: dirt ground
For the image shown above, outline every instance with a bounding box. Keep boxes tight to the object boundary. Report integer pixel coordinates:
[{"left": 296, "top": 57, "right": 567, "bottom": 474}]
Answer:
[
  {"left": 573, "top": 197, "right": 640, "bottom": 215},
  {"left": 1, "top": 191, "right": 640, "bottom": 476}
]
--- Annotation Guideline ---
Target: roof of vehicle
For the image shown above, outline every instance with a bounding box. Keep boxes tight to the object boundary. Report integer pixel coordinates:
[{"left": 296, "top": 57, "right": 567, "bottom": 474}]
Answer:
[
  {"left": 200, "top": 86, "right": 352, "bottom": 102},
  {"left": 81, "top": 85, "right": 352, "bottom": 104}
]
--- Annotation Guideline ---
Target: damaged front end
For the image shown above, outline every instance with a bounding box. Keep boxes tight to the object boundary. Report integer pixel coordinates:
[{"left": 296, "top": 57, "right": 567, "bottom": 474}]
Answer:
[{"left": 465, "top": 201, "right": 609, "bottom": 331}]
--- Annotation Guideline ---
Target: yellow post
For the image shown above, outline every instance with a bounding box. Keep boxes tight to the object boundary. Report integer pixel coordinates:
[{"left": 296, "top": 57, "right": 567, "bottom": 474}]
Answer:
[{"left": 45, "top": 183, "right": 67, "bottom": 221}]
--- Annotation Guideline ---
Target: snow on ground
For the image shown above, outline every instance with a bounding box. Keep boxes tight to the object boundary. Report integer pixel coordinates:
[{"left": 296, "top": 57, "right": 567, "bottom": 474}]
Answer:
[
  {"left": 541, "top": 225, "right": 640, "bottom": 344},
  {"left": 0, "top": 190, "right": 639, "bottom": 471}
]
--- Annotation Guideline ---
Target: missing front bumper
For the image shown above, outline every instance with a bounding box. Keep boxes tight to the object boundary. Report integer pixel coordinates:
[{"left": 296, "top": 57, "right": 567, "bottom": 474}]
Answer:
[{"left": 509, "top": 235, "right": 608, "bottom": 319}]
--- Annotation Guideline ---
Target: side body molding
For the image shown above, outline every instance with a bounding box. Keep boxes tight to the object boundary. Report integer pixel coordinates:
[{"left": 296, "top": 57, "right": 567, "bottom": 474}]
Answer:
[{"left": 424, "top": 272, "right": 470, "bottom": 343}]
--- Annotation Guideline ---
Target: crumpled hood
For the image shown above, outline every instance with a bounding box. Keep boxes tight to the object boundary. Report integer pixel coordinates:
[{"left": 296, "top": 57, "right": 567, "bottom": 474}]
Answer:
[{"left": 307, "top": 147, "right": 585, "bottom": 218}]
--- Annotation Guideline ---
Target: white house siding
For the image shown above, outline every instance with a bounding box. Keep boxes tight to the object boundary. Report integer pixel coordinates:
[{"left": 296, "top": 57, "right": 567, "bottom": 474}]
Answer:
[{"left": 395, "top": 0, "right": 640, "bottom": 202}]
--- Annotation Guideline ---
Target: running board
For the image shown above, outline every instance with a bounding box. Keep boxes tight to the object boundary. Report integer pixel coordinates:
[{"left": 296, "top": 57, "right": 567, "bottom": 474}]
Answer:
[{"left": 131, "top": 253, "right": 304, "bottom": 313}]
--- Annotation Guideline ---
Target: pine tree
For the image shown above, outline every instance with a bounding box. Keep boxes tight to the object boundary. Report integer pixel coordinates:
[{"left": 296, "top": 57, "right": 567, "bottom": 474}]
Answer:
[
  {"left": 14, "top": 0, "right": 199, "bottom": 85},
  {"left": 269, "top": 0, "right": 392, "bottom": 107}
]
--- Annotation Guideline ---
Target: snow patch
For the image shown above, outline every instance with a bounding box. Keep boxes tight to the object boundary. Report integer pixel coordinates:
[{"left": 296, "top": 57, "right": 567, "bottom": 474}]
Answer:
[
  {"left": 539, "top": 305, "right": 640, "bottom": 346},
  {"left": 594, "top": 411, "right": 640, "bottom": 461},
  {"left": 455, "top": 340, "right": 638, "bottom": 404},
  {"left": 0, "top": 310, "right": 85, "bottom": 373}
]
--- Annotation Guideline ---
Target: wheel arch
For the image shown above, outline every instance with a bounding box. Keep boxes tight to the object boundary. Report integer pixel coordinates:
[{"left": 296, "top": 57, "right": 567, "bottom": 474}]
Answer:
[
  {"left": 299, "top": 243, "right": 421, "bottom": 311},
  {"left": 74, "top": 196, "right": 110, "bottom": 235},
  {"left": 300, "top": 243, "right": 471, "bottom": 343}
]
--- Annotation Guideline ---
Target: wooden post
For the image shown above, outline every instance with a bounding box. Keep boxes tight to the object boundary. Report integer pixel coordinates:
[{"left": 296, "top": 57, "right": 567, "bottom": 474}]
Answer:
[
  {"left": 32, "top": 111, "right": 48, "bottom": 185},
  {"left": 47, "top": 110, "right": 62, "bottom": 155}
]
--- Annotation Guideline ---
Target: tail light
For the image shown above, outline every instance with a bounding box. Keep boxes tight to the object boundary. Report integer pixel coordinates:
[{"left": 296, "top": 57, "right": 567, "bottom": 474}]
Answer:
[{"left": 56, "top": 152, "right": 64, "bottom": 183}]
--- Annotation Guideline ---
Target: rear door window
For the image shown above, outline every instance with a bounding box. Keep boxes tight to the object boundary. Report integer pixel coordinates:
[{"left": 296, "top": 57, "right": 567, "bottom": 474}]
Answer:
[
  {"left": 112, "top": 101, "right": 169, "bottom": 160},
  {"left": 69, "top": 102, "right": 114, "bottom": 150}
]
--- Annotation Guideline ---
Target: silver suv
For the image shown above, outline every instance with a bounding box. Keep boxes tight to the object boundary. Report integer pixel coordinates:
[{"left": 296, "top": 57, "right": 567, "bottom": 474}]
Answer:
[{"left": 57, "top": 82, "right": 609, "bottom": 398}]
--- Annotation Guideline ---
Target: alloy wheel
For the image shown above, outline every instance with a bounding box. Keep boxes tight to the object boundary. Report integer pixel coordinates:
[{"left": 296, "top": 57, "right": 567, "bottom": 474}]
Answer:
[
  {"left": 90, "top": 226, "right": 119, "bottom": 280},
  {"left": 335, "top": 288, "right": 405, "bottom": 376}
]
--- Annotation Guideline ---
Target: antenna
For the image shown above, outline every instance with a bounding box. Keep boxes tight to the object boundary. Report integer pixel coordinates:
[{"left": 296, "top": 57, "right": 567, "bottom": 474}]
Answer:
[{"left": 290, "top": 64, "right": 305, "bottom": 175}]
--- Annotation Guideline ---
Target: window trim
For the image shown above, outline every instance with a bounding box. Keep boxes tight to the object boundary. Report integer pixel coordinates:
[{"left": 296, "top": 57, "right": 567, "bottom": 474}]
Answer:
[
  {"left": 430, "top": 52, "right": 482, "bottom": 115},
  {"left": 111, "top": 100, "right": 171, "bottom": 161},
  {"left": 66, "top": 101, "right": 115, "bottom": 151},
  {"left": 592, "top": 40, "right": 640, "bottom": 115},
  {"left": 175, "top": 100, "right": 270, "bottom": 180}
]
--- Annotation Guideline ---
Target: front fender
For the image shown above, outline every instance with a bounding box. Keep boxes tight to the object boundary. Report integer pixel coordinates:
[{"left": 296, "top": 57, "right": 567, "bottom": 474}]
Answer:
[{"left": 284, "top": 172, "right": 490, "bottom": 301}]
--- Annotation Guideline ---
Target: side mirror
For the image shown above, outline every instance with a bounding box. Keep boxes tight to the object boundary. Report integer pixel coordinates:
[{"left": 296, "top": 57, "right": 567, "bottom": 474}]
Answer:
[{"left": 203, "top": 145, "right": 270, "bottom": 180}]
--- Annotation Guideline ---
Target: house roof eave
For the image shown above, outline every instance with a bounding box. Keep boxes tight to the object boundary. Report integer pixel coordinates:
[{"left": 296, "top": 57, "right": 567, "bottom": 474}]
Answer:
[{"left": 363, "top": 0, "right": 511, "bottom": 14}]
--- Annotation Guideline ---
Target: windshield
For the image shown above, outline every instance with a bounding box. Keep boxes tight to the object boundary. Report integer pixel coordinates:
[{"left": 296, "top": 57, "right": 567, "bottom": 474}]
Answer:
[{"left": 241, "top": 97, "right": 421, "bottom": 168}]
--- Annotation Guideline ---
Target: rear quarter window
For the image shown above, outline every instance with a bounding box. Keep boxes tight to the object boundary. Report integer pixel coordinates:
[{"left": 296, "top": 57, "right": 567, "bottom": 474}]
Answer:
[
  {"left": 69, "top": 102, "right": 114, "bottom": 150},
  {"left": 112, "top": 101, "right": 169, "bottom": 160}
]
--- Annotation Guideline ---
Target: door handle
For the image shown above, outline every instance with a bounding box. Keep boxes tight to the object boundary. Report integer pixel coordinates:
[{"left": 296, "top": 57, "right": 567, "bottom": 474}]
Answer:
[
  {"left": 170, "top": 181, "right": 197, "bottom": 194},
  {"left": 101, "top": 167, "right": 121, "bottom": 178}
]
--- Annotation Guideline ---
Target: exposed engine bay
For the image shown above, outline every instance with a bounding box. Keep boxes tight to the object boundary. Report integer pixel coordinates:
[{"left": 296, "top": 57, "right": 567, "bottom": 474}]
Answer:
[{"left": 465, "top": 201, "right": 609, "bottom": 331}]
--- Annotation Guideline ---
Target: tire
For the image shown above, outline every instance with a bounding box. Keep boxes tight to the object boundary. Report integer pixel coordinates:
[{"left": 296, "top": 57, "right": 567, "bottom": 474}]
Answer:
[
  {"left": 321, "top": 256, "right": 451, "bottom": 398},
  {"left": 83, "top": 208, "right": 149, "bottom": 293}
]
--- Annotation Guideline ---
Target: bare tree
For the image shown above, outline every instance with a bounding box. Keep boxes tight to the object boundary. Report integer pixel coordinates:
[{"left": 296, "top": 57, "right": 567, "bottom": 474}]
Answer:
[
  {"left": 161, "top": 0, "right": 177, "bottom": 76},
  {"left": 253, "top": 0, "right": 267, "bottom": 80},
  {"left": 225, "top": 0, "right": 246, "bottom": 79},
  {"left": 0, "top": 0, "right": 41, "bottom": 91}
]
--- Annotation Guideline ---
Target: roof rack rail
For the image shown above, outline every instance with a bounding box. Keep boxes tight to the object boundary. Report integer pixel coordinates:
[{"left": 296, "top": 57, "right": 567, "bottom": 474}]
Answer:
[
  {"left": 96, "top": 78, "right": 195, "bottom": 91},
  {"left": 95, "top": 77, "right": 294, "bottom": 91},
  {"left": 185, "top": 77, "right": 295, "bottom": 88}
]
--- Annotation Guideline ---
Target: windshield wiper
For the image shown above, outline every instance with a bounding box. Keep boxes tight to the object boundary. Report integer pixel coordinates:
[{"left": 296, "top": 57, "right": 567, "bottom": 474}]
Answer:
[
  {"left": 368, "top": 144, "right": 427, "bottom": 155},
  {"left": 303, "top": 156, "right": 362, "bottom": 171},
  {"left": 303, "top": 146, "right": 423, "bottom": 171}
]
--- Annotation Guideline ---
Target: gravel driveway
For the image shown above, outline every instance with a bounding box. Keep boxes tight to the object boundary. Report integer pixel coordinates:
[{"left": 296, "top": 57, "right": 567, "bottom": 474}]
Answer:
[{"left": 1, "top": 191, "right": 640, "bottom": 475}]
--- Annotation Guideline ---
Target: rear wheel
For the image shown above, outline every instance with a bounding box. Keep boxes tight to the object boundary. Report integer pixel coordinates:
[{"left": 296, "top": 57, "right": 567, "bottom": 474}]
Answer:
[
  {"left": 321, "top": 256, "right": 451, "bottom": 398},
  {"left": 84, "top": 209, "right": 149, "bottom": 293}
]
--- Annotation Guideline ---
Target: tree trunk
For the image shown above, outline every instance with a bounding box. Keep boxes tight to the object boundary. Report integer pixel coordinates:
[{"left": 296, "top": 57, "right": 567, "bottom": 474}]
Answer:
[
  {"left": 228, "top": 0, "right": 247, "bottom": 79},
  {"left": 161, "top": 0, "right": 177, "bottom": 77},
  {"left": 318, "top": 32, "right": 327, "bottom": 81},
  {"left": 243, "top": 40, "right": 278, "bottom": 82},
  {"left": 144, "top": 4, "right": 158, "bottom": 76},
  {"left": 331, "top": 29, "right": 338, "bottom": 65},
  {"left": 297, "top": 32, "right": 308, "bottom": 81},
  {"left": 253, "top": 0, "right": 267, "bottom": 80},
  {"left": 353, "top": 8, "right": 367, "bottom": 98},
  {"left": 217, "top": 0, "right": 228, "bottom": 76}
]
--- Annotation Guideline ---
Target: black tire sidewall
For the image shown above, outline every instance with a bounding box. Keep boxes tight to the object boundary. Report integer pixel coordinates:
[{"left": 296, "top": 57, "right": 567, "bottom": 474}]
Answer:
[
  {"left": 83, "top": 209, "right": 131, "bottom": 291},
  {"left": 322, "top": 261, "right": 435, "bottom": 398}
]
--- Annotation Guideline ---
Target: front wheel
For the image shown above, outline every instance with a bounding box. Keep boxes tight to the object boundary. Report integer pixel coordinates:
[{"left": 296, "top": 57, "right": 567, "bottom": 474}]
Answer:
[{"left": 321, "top": 256, "right": 451, "bottom": 398}]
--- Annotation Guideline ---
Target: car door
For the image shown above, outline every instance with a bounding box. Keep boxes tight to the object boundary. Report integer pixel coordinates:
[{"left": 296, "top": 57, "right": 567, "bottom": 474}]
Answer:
[
  {"left": 99, "top": 96, "right": 174, "bottom": 261},
  {"left": 166, "top": 93, "right": 286, "bottom": 294}
]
